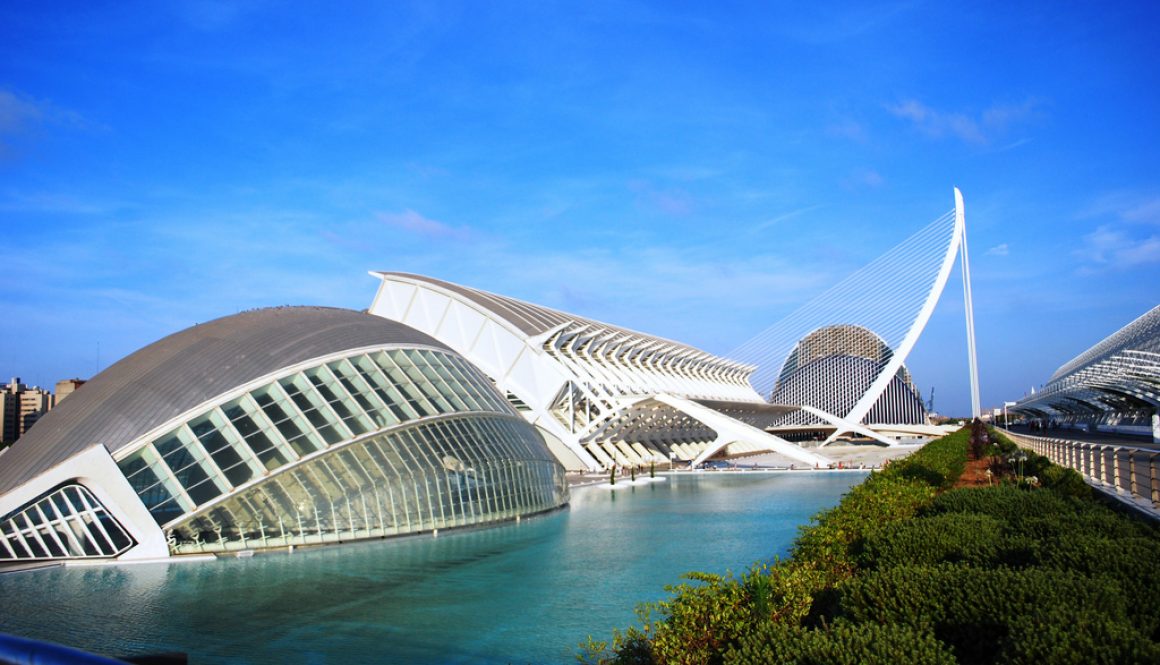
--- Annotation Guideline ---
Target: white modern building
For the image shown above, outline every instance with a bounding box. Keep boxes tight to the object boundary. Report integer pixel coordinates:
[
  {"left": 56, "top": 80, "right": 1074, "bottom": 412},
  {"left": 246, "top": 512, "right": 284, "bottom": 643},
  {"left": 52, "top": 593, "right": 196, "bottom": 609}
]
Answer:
[
  {"left": 367, "top": 273, "right": 834, "bottom": 472},
  {"left": 368, "top": 190, "right": 978, "bottom": 467},
  {"left": 769, "top": 324, "right": 930, "bottom": 439},
  {"left": 732, "top": 188, "right": 979, "bottom": 445},
  {"left": 0, "top": 307, "right": 568, "bottom": 564},
  {"left": 1012, "top": 305, "right": 1160, "bottom": 442}
]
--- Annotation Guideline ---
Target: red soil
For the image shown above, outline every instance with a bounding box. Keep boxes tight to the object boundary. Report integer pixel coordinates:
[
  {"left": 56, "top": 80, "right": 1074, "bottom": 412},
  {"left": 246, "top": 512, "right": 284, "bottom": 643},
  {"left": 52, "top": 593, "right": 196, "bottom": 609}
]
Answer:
[{"left": 955, "top": 456, "right": 995, "bottom": 489}]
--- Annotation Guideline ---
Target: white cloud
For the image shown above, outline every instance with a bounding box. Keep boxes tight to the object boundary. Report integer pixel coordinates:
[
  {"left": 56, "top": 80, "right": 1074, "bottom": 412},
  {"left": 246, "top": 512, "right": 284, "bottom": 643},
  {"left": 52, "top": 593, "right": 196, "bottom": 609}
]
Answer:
[
  {"left": 751, "top": 204, "right": 827, "bottom": 232},
  {"left": 1076, "top": 224, "right": 1160, "bottom": 268},
  {"left": 886, "top": 98, "right": 1040, "bottom": 145},
  {"left": 0, "top": 88, "right": 98, "bottom": 157},
  {"left": 1079, "top": 191, "right": 1160, "bottom": 226},
  {"left": 826, "top": 119, "right": 868, "bottom": 143},
  {"left": 173, "top": 0, "right": 266, "bottom": 31},
  {"left": 841, "top": 168, "right": 885, "bottom": 189},
  {"left": 0, "top": 90, "right": 42, "bottom": 135},
  {"left": 1072, "top": 191, "right": 1160, "bottom": 271},
  {"left": 628, "top": 180, "right": 695, "bottom": 216},
  {"left": 377, "top": 209, "right": 472, "bottom": 240},
  {"left": 985, "top": 243, "right": 1009, "bottom": 257}
]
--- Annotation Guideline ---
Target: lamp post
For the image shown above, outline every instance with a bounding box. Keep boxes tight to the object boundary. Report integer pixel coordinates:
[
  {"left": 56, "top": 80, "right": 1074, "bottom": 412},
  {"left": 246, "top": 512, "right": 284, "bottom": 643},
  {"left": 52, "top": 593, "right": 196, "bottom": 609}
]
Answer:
[{"left": 1003, "top": 401, "right": 1017, "bottom": 430}]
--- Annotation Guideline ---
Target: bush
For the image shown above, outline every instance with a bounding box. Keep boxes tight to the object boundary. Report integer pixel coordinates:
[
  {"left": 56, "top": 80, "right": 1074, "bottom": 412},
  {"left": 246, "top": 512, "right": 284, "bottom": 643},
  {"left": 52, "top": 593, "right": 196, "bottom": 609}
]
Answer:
[
  {"left": 1038, "top": 535, "right": 1160, "bottom": 639},
  {"left": 838, "top": 564, "right": 1158, "bottom": 664},
  {"left": 723, "top": 621, "right": 956, "bottom": 665},
  {"left": 969, "top": 419, "right": 989, "bottom": 460},
  {"left": 856, "top": 513, "right": 1005, "bottom": 569},
  {"left": 790, "top": 476, "right": 935, "bottom": 576},
  {"left": 579, "top": 563, "right": 836, "bottom": 665},
  {"left": 887, "top": 429, "right": 969, "bottom": 490},
  {"left": 580, "top": 427, "right": 1160, "bottom": 663},
  {"left": 1038, "top": 465, "right": 1090, "bottom": 498},
  {"left": 922, "top": 485, "right": 1081, "bottom": 524}
]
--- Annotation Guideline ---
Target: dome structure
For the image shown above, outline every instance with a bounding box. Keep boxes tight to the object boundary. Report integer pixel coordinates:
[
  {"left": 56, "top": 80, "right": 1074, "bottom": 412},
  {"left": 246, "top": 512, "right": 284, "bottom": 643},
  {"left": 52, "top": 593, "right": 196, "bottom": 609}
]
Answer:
[
  {"left": 0, "top": 307, "right": 567, "bottom": 563},
  {"left": 770, "top": 324, "right": 928, "bottom": 427}
]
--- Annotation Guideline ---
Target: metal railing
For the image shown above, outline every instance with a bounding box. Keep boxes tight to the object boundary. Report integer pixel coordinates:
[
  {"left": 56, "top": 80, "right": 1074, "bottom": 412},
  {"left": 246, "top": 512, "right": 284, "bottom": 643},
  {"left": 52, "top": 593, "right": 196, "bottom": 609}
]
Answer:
[{"left": 1005, "top": 431, "right": 1159, "bottom": 515}]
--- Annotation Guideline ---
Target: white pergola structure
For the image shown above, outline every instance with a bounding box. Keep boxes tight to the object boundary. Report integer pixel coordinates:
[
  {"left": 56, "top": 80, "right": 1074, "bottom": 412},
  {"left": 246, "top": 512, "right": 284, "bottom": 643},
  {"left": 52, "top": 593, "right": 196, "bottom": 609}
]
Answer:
[
  {"left": 367, "top": 273, "right": 833, "bottom": 471},
  {"left": 730, "top": 188, "right": 981, "bottom": 445},
  {"left": 1012, "top": 305, "right": 1160, "bottom": 442}
]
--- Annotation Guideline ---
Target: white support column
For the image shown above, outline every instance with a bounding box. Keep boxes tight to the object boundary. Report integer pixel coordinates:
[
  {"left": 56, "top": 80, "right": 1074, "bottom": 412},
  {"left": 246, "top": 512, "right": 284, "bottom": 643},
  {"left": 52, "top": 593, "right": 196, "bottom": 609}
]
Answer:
[
  {"left": 651, "top": 394, "right": 833, "bottom": 468},
  {"left": 801, "top": 405, "right": 899, "bottom": 447},
  {"left": 826, "top": 190, "right": 967, "bottom": 441},
  {"left": 957, "top": 188, "right": 982, "bottom": 419}
]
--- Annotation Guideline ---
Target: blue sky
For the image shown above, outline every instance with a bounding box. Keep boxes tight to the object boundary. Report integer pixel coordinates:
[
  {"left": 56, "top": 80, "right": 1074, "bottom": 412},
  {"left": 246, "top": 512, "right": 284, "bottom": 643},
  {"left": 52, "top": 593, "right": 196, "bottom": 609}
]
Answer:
[{"left": 2, "top": 1, "right": 1157, "bottom": 416}]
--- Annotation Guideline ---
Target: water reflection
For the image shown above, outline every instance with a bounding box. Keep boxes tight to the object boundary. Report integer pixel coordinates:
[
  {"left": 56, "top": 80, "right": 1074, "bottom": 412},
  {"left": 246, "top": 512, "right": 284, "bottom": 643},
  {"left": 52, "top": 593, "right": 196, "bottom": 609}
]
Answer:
[{"left": 0, "top": 472, "right": 865, "bottom": 664}]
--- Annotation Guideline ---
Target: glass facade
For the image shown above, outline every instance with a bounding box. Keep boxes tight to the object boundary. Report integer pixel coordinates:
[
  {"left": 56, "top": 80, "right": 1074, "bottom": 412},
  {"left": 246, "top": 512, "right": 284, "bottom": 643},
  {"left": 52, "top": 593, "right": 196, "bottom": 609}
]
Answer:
[
  {"left": 168, "top": 416, "right": 565, "bottom": 554},
  {"left": 0, "top": 484, "right": 134, "bottom": 561},
  {"left": 112, "top": 347, "right": 567, "bottom": 555}
]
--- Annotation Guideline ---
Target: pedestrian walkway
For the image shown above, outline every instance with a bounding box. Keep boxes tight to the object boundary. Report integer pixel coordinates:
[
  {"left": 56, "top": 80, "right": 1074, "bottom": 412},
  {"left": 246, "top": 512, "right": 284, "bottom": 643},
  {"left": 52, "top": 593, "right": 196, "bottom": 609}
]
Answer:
[{"left": 1005, "top": 424, "right": 1158, "bottom": 450}]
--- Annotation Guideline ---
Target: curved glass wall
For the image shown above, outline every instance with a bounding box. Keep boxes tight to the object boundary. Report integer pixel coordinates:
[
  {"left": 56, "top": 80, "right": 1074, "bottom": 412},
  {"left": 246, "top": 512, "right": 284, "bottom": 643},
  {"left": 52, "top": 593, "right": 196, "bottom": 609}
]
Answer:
[
  {"left": 169, "top": 415, "right": 566, "bottom": 554},
  {"left": 113, "top": 347, "right": 567, "bottom": 554},
  {"left": 0, "top": 484, "right": 135, "bottom": 561}
]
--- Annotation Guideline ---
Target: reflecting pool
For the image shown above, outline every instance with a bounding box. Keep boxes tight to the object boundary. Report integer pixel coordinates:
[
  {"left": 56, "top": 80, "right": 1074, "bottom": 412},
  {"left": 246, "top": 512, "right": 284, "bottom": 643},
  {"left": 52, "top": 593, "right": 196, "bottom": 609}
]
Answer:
[{"left": 0, "top": 471, "right": 866, "bottom": 664}]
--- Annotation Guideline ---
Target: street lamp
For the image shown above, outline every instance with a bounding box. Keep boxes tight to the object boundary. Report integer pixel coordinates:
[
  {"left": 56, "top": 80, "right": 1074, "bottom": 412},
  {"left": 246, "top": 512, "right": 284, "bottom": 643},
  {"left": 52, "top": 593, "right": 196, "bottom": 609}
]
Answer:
[{"left": 1003, "top": 401, "right": 1017, "bottom": 430}]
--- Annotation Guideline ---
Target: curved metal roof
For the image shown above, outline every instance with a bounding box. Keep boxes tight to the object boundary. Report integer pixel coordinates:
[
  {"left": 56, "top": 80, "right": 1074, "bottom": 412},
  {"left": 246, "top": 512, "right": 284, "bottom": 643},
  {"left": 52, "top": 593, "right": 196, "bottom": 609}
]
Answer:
[
  {"left": 1015, "top": 304, "right": 1160, "bottom": 417},
  {"left": 0, "top": 307, "right": 450, "bottom": 496},
  {"left": 1049, "top": 305, "right": 1160, "bottom": 381},
  {"left": 373, "top": 271, "right": 722, "bottom": 359}
]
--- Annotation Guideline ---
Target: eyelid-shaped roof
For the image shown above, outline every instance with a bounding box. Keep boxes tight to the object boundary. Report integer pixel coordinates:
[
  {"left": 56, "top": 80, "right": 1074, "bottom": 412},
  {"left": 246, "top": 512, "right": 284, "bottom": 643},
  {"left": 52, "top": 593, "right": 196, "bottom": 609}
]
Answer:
[
  {"left": 0, "top": 307, "right": 452, "bottom": 496},
  {"left": 374, "top": 271, "right": 725, "bottom": 360},
  {"left": 1049, "top": 305, "right": 1160, "bottom": 382}
]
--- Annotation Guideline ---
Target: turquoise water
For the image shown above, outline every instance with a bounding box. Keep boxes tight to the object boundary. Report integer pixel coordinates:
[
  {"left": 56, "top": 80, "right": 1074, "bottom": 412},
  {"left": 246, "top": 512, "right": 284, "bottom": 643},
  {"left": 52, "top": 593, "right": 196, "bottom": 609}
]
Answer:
[{"left": 0, "top": 472, "right": 865, "bottom": 664}]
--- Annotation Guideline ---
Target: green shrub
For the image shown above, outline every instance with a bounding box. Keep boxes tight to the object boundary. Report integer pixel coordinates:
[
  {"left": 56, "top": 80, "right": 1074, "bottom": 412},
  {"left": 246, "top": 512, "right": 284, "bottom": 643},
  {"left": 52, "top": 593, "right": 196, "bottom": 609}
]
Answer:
[
  {"left": 925, "top": 486, "right": 1151, "bottom": 539},
  {"left": 642, "top": 566, "right": 821, "bottom": 663},
  {"left": 856, "top": 512, "right": 1005, "bottom": 569},
  {"left": 790, "top": 430, "right": 976, "bottom": 575},
  {"left": 1038, "top": 464, "right": 1090, "bottom": 498},
  {"left": 987, "top": 428, "right": 1019, "bottom": 455},
  {"left": 922, "top": 485, "right": 1081, "bottom": 524},
  {"left": 790, "top": 476, "right": 935, "bottom": 576},
  {"left": 1037, "top": 535, "right": 1160, "bottom": 638},
  {"left": 723, "top": 621, "right": 956, "bottom": 665},
  {"left": 580, "top": 427, "right": 1160, "bottom": 663},
  {"left": 838, "top": 564, "right": 1157, "bottom": 664},
  {"left": 886, "top": 429, "right": 969, "bottom": 490},
  {"left": 578, "top": 563, "right": 837, "bottom": 665}
]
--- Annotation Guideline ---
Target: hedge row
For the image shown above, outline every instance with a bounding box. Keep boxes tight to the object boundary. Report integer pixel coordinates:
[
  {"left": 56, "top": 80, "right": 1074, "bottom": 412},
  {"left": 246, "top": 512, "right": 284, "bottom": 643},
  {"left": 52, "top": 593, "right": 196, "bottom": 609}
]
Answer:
[
  {"left": 579, "top": 427, "right": 1160, "bottom": 665},
  {"left": 840, "top": 564, "right": 1159, "bottom": 664},
  {"left": 724, "top": 621, "right": 956, "bottom": 665},
  {"left": 790, "top": 427, "right": 970, "bottom": 575}
]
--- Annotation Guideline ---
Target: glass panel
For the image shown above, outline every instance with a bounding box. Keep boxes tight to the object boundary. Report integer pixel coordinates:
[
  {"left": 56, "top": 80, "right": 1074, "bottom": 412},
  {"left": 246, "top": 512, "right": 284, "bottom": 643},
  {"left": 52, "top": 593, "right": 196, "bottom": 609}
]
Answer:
[
  {"left": 358, "top": 354, "right": 415, "bottom": 422},
  {"left": 119, "top": 452, "right": 176, "bottom": 511},
  {"left": 282, "top": 374, "right": 347, "bottom": 445},
  {"left": 189, "top": 414, "right": 253, "bottom": 488},
  {"left": 329, "top": 359, "right": 390, "bottom": 428},
  {"left": 255, "top": 386, "right": 322, "bottom": 456},
  {"left": 306, "top": 368, "right": 370, "bottom": 435}
]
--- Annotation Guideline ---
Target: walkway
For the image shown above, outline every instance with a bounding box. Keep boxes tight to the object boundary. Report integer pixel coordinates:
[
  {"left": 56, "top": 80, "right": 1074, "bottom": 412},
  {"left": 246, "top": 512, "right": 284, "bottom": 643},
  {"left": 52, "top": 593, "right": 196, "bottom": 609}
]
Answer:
[
  {"left": 1004, "top": 424, "right": 1158, "bottom": 450},
  {"left": 1005, "top": 430, "right": 1160, "bottom": 521}
]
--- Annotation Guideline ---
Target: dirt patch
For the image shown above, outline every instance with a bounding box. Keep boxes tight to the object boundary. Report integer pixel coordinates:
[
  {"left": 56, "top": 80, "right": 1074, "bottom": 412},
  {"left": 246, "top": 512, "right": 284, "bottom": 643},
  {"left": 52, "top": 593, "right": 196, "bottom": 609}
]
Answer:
[{"left": 955, "top": 456, "right": 995, "bottom": 488}]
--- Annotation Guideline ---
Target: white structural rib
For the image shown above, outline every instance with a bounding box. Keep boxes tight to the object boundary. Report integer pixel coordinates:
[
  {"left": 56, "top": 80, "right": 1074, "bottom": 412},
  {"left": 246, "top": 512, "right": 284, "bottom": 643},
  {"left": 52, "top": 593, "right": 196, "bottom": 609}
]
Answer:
[
  {"left": 828, "top": 189, "right": 967, "bottom": 440},
  {"left": 652, "top": 394, "right": 833, "bottom": 468},
  {"left": 799, "top": 405, "right": 897, "bottom": 447},
  {"left": 367, "top": 272, "right": 831, "bottom": 471},
  {"left": 731, "top": 208, "right": 958, "bottom": 399},
  {"left": 957, "top": 188, "right": 982, "bottom": 418}
]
